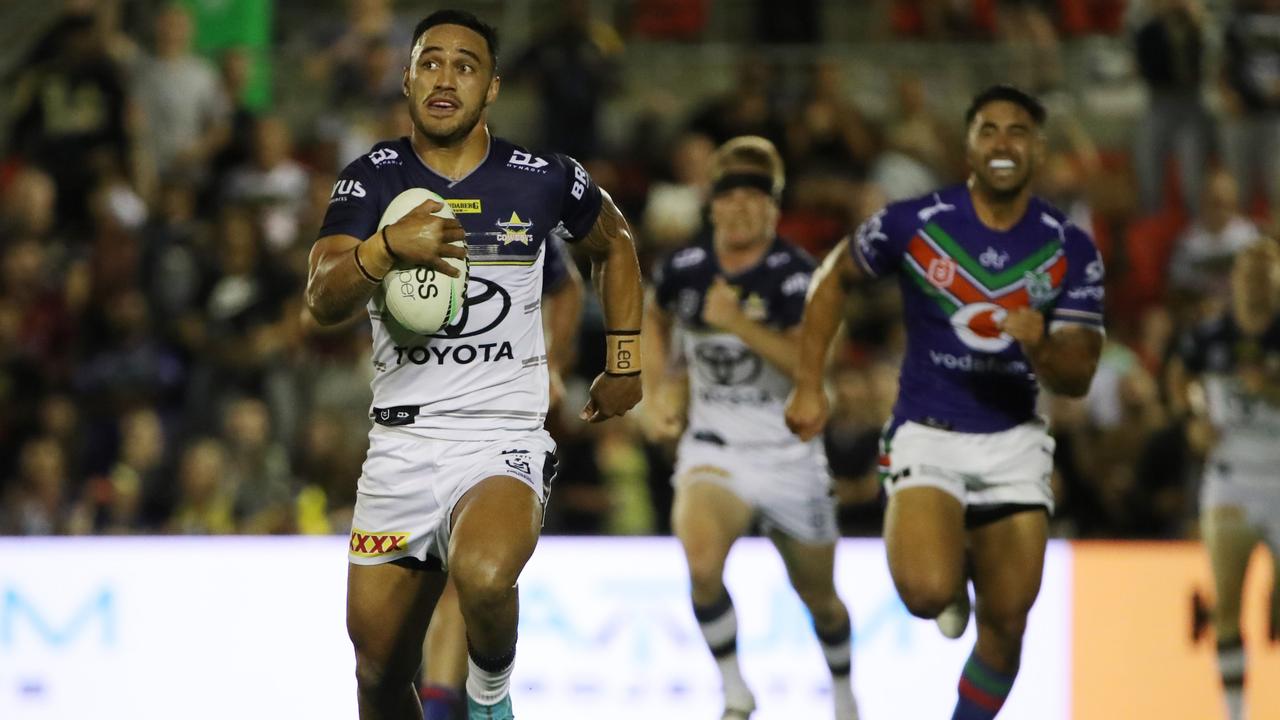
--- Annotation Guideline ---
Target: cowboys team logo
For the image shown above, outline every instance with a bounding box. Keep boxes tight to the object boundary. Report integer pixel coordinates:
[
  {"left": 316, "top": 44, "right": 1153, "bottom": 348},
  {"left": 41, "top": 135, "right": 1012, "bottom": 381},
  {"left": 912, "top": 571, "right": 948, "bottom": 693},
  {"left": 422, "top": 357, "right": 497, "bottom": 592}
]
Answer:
[
  {"left": 695, "top": 343, "right": 762, "bottom": 386},
  {"left": 951, "top": 302, "right": 1013, "bottom": 352},
  {"left": 928, "top": 258, "right": 956, "bottom": 289},
  {"left": 495, "top": 212, "right": 533, "bottom": 245}
]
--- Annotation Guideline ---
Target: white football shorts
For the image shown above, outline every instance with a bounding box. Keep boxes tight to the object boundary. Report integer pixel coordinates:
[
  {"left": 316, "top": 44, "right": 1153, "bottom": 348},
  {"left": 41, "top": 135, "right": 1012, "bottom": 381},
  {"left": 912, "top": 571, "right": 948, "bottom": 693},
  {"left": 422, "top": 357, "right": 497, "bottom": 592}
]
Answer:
[
  {"left": 348, "top": 425, "right": 557, "bottom": 570},
  {"left": 1201, "top": 462, "right": 1280, "bottom": 550},
  {"left": 673, "top": 433, "right": 837, "bottom": 544},
  {"left": 880, "top": 419, "right": 1055, "bottom": 513}
]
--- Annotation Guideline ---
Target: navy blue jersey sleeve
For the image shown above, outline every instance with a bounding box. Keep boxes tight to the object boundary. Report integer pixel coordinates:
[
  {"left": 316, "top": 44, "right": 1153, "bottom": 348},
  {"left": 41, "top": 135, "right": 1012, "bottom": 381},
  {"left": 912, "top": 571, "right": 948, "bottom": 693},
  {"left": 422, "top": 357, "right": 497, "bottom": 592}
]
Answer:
[
  {"left": 318, "top": 158, "right": 381, "bottom": 241},
  {"left": 552, "top": 153, "right": 603, "bottom": 242},
  {"left": 652, "top": 252, "right": 678, "bottom": 313},
  {"left": 773, "top": 253, "right": 816, "bottom": 328},
  {"left": 1050, "top": 225, "right": 1106, "bottom": 333},
  {"left": 542, "top": 236, "right": 571, "bottom": 294},
  {"left": 849, "top": 205, "right": 910, "bottom": 278},
  {"left": 653, "top": 246, "right": 709, "bottom": 314}
]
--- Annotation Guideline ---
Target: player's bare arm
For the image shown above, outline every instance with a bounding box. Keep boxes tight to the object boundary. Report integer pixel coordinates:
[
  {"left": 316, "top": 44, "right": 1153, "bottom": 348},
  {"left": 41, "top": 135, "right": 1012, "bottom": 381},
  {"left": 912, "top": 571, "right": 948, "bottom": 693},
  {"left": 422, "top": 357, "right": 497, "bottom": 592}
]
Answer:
[
  {"left": 577, "top": 189, "right": 644, "bottom": 422},
  {"left": 544, "top": 255, "right": 584, "bottom": 409},
  {"left": 641, "top": 289, "right": 687, "bottom": 442},
  {"left": 305, "top": 198, "right": 467, "bottom": 325},
  {"left": 1002, "top": 311, "right": 1102, "bottom": 397},
  {"left": 785, "top": 237, "right": 866, "bottom": 441},
  {"left": 702, "top": 276, "right": 803, "bottom": 378}
]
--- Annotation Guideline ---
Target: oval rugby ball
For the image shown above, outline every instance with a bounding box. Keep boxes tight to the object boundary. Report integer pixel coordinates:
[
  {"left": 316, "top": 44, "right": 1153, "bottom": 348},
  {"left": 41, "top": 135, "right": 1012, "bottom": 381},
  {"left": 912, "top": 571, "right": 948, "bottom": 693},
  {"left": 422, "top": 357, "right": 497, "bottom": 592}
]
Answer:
[{"left": 375, "top": 188, "right": 468, "bottom": 335}]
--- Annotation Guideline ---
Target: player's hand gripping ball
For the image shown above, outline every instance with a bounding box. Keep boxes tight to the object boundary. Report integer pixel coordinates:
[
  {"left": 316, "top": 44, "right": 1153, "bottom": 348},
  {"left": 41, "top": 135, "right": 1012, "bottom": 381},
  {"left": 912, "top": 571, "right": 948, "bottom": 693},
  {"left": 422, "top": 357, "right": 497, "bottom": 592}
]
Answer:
[{"left": 376, "top": 189, "right": 469, "bottom": 334}]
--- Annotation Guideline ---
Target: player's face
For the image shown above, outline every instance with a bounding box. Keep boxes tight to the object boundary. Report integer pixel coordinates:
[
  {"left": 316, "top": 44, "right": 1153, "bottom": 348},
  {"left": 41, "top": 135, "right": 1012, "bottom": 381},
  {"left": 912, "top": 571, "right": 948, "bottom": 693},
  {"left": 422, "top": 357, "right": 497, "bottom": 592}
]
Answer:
[
  {"left": 710, "top": 187, "right": 778, "bottom": 250},
  {"left": 965, "top": 101, "right": 1043, "bottom": 201},
  {"left": 403, "top": 24, "right": 500, "bottom": 145}
]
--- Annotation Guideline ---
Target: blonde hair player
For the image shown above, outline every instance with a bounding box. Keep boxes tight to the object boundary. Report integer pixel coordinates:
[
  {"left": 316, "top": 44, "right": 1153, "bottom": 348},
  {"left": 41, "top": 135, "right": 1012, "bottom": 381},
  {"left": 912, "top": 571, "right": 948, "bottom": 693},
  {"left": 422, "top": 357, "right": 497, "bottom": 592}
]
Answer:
[
  {"left": 1171, "top": 239, "right": 1280, "bottom": 720},
  {"left": 644, "top": 135, "right": 860, "bottom": 720}
]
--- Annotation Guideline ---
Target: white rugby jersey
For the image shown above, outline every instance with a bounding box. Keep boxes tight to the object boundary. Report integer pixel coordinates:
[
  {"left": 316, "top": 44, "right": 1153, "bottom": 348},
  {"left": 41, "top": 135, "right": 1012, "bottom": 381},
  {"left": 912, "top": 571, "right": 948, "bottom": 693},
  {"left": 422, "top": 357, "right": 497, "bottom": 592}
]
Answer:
[
  {"left": 653, "top": 239, "right": 816, "bottom": 446},
  {"left": 319, "top": 137, "right": 601, "bottom": 440},
  {"left": 1179, "top": 313, "right": 1280, "bottom": 477}
]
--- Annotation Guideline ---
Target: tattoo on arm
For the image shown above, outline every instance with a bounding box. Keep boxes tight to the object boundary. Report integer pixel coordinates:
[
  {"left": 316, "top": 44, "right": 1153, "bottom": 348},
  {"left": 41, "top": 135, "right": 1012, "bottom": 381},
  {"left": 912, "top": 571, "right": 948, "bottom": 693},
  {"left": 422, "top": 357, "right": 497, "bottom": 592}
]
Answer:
[{"left": 581, "top": 196, "right": 630, "bottom": 258}]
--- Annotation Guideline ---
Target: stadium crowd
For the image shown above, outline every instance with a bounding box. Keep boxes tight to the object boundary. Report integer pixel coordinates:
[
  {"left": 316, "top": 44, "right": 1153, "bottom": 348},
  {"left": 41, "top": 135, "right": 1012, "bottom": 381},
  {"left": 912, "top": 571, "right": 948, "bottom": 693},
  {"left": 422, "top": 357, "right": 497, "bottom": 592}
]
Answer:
[{"left": 0, "top": 0, "right": 1271, "bottom": 542}]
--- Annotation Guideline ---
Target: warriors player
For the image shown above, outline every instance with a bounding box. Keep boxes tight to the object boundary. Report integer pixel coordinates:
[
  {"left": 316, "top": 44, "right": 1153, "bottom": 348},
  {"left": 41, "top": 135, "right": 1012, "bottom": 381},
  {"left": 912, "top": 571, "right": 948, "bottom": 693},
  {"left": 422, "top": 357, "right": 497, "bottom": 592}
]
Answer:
[
  {"left": 1172, "top": 240, "right": 1280, "bottom": 720},
  {"left": 418, "top": 236, "right": 584, "bottom": 720},
  {"left": 304, "top": 10, "right": 642, "bottom": 720},
  {"left": 786, "top": 85, "right": 1104, "bottom": 720},
  {"left": 645, "top": 136, "right": 859, "bottom": 720}
]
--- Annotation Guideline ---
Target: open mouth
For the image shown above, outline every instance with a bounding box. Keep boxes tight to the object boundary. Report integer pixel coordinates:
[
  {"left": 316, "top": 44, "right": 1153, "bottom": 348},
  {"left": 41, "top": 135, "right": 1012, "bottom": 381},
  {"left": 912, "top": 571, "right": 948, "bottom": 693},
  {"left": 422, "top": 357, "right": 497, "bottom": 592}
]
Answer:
[
  {"left": 989, "top": 158, "right": 1016, "bottom": 171},
  {"left": 426, "top": 97, "right": 460, "bottom": 116}
]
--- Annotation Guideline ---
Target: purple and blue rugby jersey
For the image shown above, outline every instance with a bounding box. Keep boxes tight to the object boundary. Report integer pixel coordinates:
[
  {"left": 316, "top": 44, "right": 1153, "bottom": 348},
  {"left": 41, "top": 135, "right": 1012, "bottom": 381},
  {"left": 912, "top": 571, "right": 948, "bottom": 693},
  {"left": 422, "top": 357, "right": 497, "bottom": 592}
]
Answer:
[{"left": 851, "top": 185, "right": 1104, "bottom": 433}]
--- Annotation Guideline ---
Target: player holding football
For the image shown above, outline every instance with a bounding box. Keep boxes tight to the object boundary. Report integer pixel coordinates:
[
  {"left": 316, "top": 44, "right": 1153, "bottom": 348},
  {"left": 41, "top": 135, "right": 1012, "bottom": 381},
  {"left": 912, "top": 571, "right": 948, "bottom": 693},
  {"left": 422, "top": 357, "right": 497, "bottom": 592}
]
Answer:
[
  {"left": 786, "top": 85, "right": 1104, "bottom": 720},
  {"left": 1170, "top": 239, "right": 1280, "bottom": 720},
  {"left": 645, "top": 136, "right": 859, "bottom": 720},
  {"left": 418, "top": 236, "right": 584, "bottom": 720},
  {"left": 304, "top": 10, "right": 642, "bottom": 720}
]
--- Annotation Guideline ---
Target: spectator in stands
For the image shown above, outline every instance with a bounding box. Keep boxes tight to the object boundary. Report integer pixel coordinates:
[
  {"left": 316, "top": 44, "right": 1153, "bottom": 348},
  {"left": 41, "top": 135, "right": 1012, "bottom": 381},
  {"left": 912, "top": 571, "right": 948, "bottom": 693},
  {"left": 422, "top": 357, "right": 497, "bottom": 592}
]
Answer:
[
  {"left": 8, "top": 11, "right": 133, "bottom": 232},
  {"left": 995, "top": 0, "right": 1064, "bottom": 92},
  {"left": 1169, "top": 169, "right": 1260, "bottom": 310},
  {"left": 687, "top": 57, "right": 787, "bottom": 150},
  {"left": 506, "top": 0, "right": 623, "bottom": 161},
  {"left": 1132, "top": 0, "right": 1214, "bottom": 215},
  {"left": 224, "top": 116, "right": 311, "bottom": 254},
  {"left": 641, "top": 131, "right": 715, "bottom": 256},
  {"left": 133, "top": 3, "right": 229, "bottom": 187},
  {"left": 2, "top": 437, "right": 78, "bottom": 535},
  {"left": 166, "top": 438, "right": 234, "bottom": 534},
  {"left": 221, "top": 396, "right": 294, "bottom": 533},
  {"left": 94, "top": 407, "right": 166, "bottom": 533},
  {"left": 1221, "top": 0, "right": 1280, "bottom": 220}
]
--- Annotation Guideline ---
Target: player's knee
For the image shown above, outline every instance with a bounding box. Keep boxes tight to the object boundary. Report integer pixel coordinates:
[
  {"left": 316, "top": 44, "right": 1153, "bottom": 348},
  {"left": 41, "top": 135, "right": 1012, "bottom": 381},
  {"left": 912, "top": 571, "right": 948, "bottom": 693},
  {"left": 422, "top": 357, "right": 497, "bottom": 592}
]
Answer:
[
  {"left": 451, "top": 556, "right": 517, "bottom": 610},
  {"left": 895, "top": 577, "right": 955, "bottom": 619},
  {"left": 976, "top": 604, "right": 1029, "bottom": 642},
  {"left": 353, "top": 650, "right": 415, "bottom": 698}
]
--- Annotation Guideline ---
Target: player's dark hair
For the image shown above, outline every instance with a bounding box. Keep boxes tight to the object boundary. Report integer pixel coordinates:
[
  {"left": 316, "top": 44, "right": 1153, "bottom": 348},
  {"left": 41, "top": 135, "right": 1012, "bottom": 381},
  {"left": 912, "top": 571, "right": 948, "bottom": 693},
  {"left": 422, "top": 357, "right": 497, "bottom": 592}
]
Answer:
[
  {"left": 964, "top": 84, "right": 1046, "bottom": 127},
  {"left": 411, "top": 9, "right": 500, "bottom": 69}
]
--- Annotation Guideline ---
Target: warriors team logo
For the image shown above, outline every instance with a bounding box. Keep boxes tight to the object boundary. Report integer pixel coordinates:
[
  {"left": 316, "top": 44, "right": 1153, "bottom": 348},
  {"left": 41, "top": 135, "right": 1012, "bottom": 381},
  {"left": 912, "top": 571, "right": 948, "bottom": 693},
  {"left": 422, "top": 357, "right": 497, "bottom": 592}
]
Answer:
[
  {"left": 927, "top": 258, "right": 956, "bottom": 289},
  {"left": 1024, "top": 269, "right": 1058, "bottom": 309},
  {"left": 495, "top": 212, "right": 534, "bottom": 245},
  {"left": 951, "top": 302, "right": 1013, "bottom": 353}
]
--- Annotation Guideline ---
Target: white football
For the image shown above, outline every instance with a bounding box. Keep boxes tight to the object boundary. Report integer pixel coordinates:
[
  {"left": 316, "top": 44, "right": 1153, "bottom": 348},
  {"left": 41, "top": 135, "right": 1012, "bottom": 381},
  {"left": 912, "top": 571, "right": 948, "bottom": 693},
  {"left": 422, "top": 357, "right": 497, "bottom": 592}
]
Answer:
[{"left": 375, "top": 188, "right": 468, "bottom": 335}]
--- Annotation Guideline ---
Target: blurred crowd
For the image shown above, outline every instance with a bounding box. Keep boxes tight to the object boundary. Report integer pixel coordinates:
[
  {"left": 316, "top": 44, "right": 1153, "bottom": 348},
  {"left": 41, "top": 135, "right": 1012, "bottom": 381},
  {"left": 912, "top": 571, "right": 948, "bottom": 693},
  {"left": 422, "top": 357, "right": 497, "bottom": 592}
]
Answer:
[{"left": 0, "top": 0, "right": 1275, "bottom": 542}]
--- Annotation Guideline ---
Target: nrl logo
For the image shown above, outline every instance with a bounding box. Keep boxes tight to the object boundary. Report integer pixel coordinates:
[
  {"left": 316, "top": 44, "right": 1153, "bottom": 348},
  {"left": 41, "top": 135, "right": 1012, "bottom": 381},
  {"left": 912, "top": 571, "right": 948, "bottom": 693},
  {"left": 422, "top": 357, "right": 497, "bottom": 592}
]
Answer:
[{"left": 928, "top": 258, "right": 956, "bottom": 289}]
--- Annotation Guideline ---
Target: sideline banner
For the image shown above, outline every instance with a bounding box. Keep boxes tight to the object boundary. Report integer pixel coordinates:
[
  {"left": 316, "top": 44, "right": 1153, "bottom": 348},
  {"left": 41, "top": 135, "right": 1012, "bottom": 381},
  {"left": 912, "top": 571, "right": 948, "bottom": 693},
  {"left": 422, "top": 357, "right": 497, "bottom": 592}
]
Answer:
[{"left": 2, "top": 537, "right": 1274, "bottom": 718}]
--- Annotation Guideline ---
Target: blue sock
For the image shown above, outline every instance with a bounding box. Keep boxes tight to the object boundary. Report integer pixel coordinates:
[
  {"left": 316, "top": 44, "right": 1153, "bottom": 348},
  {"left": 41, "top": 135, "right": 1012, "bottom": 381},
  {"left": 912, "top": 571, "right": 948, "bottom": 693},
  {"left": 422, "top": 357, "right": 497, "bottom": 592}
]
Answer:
[{"left": 952, "top": 652, "right": 1016, "bottom": 720}]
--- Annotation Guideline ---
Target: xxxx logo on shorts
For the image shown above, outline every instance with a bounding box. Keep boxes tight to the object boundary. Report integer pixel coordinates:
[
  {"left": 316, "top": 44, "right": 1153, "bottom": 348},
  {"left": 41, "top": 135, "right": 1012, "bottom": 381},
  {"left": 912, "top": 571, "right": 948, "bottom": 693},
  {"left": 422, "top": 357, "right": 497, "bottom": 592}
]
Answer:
[{"left": 349, "top": 529, "right": 410, "bottom": 557}]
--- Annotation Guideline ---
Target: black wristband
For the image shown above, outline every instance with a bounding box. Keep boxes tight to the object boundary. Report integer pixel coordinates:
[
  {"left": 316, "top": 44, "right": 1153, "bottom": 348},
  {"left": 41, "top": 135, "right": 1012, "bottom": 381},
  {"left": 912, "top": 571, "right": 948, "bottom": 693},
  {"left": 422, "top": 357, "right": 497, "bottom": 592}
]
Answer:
[
  {"left": 380, "top": 226, "right": 403, "bottom": 264},
  {"left": 605, "top": 329, "right": 641, "bottom": 335},
  {"left": 605, "top": 369, "right": 641, "bottom": 377},
  {"left": 353, "top": 246, "right": 380, "bottom": 284}
]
